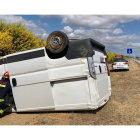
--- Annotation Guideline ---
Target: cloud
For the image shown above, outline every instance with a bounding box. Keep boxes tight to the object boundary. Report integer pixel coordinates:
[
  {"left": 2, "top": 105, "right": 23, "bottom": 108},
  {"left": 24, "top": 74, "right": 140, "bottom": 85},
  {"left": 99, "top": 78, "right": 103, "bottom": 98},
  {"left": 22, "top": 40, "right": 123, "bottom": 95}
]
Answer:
[
  {"left": 42, "top": 33, "right": 49, "bottom": 39},
  {"left": 65, "top": 28, "right": 140, "bottom": 52},
  {"left": 127, "top": 42, "right": 140, "bottom": 48},
  {"left": 0, "top": 15, "right": 140, "bottom": 55},
  {"left": 62, "top": 26, "right": 73, "bottom": 34},
  {"left": 38, "top": 20, "right": 41, "bottom": 24},
  {"left": 0, "top": 15, "right": 47, "bottom": 39},
  {"left": 67, "top": 28, "right": 111, "bottom": 39},
  {"left": 112, "top": 28, "right": 123, "bottom": 35},
  {"left": 39, "top": 15, "right": 62, "bottom": 18},
  {"left": 43, "top": 23, "right": 49, "bottom": 27},
  {"left": 61, "top": 15, "right": 140, "bottom": 29},
  {"left": 0, "top": 15, "right": 24, "bottom": 23}
]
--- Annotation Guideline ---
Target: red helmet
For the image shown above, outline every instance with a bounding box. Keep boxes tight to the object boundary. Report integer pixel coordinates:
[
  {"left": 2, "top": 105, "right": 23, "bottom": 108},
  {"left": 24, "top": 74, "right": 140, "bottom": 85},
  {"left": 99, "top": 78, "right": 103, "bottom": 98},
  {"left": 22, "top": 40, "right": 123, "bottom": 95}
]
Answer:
[{"left": 3, "top": 71, "right": 9, "bottom": 79}]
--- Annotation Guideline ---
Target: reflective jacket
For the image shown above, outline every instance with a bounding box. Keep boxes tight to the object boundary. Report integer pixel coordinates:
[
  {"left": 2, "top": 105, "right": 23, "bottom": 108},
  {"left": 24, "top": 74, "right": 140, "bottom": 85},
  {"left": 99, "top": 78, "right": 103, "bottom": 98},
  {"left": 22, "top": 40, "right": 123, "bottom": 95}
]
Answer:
[{"left": 0, "top": 78, "right": 13, "bottom": 99}]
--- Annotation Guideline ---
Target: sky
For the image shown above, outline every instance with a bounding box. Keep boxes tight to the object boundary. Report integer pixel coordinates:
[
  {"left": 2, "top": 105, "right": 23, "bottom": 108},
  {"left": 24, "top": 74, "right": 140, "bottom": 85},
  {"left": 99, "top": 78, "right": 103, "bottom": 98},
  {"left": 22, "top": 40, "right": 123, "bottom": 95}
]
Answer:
[{"left": 0, "top": 15, "right": 140, "bottom": 57}]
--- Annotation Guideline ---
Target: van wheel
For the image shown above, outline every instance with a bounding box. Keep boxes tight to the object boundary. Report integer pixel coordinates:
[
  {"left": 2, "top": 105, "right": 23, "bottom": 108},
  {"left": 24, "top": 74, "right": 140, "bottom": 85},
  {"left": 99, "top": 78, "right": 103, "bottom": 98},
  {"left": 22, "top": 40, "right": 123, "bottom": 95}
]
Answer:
[{"left": 47, "top": 31, "right": 69, "bottom": 54}]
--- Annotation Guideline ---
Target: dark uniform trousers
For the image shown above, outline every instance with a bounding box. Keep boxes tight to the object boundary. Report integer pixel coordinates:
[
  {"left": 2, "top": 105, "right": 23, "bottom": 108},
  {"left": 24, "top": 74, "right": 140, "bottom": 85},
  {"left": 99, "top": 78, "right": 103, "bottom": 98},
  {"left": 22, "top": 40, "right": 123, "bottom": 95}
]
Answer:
[
  {"left": 0, "top": 78, "right": 13, "bottom": 112},
  {"left": 0, "top": 100, "right": 11, "bottom": 110}
]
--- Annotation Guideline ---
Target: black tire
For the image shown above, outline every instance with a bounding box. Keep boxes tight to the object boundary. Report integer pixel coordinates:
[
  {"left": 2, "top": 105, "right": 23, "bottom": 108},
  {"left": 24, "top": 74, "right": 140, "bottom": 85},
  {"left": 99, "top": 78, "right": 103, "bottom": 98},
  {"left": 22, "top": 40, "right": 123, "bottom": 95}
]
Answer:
[{"left": 47, "top": 31, "right": 69, "bottom": 54}]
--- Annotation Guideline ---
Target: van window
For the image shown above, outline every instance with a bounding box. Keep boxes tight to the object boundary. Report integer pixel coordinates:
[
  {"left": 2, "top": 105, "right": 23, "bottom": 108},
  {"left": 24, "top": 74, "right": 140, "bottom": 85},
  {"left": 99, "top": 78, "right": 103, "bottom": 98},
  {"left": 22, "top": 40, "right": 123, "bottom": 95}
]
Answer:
[
  {"left": 6, "top": 49, "right": 45, "bottom": 63},
  {"left": 0, "top": 59, "right": 4, "bottom": 65}
]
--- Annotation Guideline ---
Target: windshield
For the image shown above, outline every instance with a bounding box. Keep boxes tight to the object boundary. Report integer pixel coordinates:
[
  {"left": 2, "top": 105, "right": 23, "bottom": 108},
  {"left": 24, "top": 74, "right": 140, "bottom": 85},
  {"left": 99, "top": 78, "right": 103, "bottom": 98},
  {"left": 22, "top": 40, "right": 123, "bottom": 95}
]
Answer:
[{"left": 113, "top": 58, "right": 127, "bottom": 62}]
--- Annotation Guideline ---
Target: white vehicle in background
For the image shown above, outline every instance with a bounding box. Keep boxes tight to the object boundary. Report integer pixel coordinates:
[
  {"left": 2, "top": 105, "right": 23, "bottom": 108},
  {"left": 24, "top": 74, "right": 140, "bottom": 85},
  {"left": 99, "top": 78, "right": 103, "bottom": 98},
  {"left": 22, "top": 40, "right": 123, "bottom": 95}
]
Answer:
[
  {"left": 0, "top": 31, "right": 111, "bottom": 113},
  {"left": 112, "top": 58, "right": 129, "bottom": 71}
]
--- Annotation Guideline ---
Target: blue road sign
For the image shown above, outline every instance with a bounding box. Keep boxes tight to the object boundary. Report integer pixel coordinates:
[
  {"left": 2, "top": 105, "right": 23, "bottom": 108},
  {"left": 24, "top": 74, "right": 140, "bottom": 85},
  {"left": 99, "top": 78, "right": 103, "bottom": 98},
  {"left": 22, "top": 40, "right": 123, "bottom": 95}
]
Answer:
[{"left": 127, "top": 48, "right": 132, "bottom": 54}]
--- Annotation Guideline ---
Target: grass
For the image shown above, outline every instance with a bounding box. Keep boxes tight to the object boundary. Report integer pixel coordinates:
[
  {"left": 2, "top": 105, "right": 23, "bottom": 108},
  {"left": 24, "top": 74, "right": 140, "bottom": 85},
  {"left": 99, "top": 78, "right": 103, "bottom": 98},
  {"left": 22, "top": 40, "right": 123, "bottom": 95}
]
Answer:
[{"left": 134, "top": 92, "right": 139, "bottom": 95}]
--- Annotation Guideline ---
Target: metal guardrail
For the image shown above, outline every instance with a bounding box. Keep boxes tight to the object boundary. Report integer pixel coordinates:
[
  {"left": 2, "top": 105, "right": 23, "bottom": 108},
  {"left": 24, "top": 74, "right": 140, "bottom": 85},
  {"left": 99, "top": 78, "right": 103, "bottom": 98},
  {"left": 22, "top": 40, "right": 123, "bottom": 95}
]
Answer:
[{"left": 133, "top": 59, "right": 140, "bottom": 64}]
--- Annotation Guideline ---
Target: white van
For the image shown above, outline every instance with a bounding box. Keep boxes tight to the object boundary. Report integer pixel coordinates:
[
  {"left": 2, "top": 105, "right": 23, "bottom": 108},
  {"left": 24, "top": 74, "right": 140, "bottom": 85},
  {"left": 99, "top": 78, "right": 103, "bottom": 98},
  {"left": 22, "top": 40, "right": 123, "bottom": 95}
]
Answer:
[{"left": 0, "top": 31, "right": 111, "bottom": 112}]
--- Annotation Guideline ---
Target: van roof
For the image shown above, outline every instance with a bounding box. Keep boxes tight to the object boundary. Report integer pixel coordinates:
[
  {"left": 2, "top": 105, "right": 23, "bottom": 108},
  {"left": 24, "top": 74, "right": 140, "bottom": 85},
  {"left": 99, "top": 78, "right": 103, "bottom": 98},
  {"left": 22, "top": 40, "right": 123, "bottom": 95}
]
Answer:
[{"left": 65, "top": 38, "right": 107, "bottom": 59}]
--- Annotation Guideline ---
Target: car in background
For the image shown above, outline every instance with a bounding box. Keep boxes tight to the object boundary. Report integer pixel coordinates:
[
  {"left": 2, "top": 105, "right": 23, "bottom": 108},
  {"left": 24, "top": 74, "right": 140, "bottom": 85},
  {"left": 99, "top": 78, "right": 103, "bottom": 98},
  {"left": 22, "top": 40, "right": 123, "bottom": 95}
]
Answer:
[{"left": 112, "top": 58, "right": 129, "bottom": 71}]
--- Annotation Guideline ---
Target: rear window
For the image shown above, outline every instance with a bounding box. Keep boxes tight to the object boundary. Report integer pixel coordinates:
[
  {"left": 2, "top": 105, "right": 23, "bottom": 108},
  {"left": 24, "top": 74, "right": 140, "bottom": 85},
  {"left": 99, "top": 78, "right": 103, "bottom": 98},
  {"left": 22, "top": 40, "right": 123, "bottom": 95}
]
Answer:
[{"left": 113, "top": 58, "right": 127, "bottom": 62}]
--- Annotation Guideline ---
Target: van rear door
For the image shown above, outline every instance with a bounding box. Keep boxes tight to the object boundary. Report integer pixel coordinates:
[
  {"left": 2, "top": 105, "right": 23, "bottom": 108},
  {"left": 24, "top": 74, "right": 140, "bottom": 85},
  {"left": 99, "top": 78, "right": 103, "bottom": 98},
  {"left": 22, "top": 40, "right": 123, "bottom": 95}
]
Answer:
[
  {"left": 5, "top": 48, "right": 55, "bottom": 112},
  {"left": 93, "top": 51, "right": 110, "bottom": 104}
]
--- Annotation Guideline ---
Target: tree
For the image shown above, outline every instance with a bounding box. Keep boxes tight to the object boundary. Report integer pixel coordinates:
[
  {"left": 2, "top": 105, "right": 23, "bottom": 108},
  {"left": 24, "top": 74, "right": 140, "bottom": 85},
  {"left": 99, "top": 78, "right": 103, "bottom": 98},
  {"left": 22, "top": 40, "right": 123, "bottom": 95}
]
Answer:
[
  {"left": 0, "top": 31, "right": 13, "bottom": 56},
  {"left": 0, "top": 21, "right": 47, "bottom": 56}
]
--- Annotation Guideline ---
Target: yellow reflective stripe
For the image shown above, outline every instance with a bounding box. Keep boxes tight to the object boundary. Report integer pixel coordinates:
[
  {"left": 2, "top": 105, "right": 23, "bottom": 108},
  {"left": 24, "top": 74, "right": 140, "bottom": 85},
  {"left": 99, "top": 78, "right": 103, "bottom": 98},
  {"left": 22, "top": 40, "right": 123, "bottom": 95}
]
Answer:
[
  {"left": 7, "top": 103, "right": 11, "bottom": 106},
  {"left": 3, "top": 76, "right": 8, "bottom": 78},
  {"left": 0, "top": 84, "right": 6, "bottom": 87},
  {"left": 0, "top": 109, "right": 4, "bottom": 115},
  {"left": 0, "top": 99, "right": 4, "bottom": 102},
  {"left": 3, "top": 107, "right": 10, "bottom": 111}
]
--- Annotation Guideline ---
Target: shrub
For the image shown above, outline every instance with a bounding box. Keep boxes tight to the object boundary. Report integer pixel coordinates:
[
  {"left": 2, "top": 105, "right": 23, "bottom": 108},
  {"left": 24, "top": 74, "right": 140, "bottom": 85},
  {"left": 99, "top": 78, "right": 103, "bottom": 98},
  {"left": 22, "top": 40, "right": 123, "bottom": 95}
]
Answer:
[{"left": 0, "top": 21, "right": 46, "bottom": 56}]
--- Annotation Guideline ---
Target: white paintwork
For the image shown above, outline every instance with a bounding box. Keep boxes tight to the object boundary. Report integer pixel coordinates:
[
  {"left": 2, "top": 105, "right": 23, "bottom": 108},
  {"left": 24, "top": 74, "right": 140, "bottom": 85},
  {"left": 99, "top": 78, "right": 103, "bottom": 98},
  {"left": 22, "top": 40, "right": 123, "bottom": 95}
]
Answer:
[
  {"left": 52, "top": 78, "right": 89, "bottom": 108},
  {"left": 12, "top": 82, "right": 55, "bottom": 112},
  {"left": 93, "top": 51, "right": 111, "bottom": 106},
  {"left": 0, "top": 65, "right": 5, "bottom": 79},
  {"left": 0, "top": 46, "right": 111, "bottom": 112}
]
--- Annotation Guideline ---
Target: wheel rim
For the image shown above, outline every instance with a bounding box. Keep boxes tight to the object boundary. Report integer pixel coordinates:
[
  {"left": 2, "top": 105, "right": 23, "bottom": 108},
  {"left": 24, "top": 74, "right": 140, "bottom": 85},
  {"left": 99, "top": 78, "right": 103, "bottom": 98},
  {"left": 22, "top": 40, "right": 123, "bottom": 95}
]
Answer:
[{"left": 50, "top": 35, "right": 63, "bottom": 50}]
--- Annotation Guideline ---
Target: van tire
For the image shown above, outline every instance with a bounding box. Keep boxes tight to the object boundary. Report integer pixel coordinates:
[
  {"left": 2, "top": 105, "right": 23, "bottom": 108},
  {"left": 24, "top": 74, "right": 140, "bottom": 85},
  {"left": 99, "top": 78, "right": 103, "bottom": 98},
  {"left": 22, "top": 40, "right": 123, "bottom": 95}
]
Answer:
[{"left": 47, "top": 31, "right": 69, "bottom": 54}]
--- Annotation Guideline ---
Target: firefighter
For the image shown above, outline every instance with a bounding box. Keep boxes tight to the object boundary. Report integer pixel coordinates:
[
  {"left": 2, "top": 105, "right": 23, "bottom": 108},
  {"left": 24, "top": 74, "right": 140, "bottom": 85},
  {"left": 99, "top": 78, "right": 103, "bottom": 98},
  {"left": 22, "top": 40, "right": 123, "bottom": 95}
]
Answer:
[{"left": 0, "top": 71, "right": 13, "bottom": 115}]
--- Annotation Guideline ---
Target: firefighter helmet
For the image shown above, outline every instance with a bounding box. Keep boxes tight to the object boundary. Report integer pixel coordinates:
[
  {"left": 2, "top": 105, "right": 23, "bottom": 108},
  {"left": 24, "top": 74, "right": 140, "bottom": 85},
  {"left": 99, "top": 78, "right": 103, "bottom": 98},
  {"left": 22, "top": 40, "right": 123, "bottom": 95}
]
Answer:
[{"left": 3, "top": 71, "right": 9, "bottom": 79}]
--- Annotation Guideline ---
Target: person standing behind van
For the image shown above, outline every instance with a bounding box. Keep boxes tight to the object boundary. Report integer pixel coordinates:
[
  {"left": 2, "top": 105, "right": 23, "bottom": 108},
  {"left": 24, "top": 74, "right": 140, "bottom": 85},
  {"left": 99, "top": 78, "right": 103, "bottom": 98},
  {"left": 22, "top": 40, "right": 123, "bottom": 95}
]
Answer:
[{"left": 0, "top": 71, "right": 13, "bottom": 115}]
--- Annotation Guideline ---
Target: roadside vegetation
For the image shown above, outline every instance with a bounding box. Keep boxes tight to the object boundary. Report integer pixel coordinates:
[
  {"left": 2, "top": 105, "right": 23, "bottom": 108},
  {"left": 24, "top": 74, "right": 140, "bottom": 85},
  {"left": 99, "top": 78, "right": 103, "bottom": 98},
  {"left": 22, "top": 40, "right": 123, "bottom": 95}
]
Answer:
[
  {"left": 0, "top": 21, "right": 46, "bottom": 56},
  {"left": 107, "top": 52, "right": 127, "bottom": 63}
]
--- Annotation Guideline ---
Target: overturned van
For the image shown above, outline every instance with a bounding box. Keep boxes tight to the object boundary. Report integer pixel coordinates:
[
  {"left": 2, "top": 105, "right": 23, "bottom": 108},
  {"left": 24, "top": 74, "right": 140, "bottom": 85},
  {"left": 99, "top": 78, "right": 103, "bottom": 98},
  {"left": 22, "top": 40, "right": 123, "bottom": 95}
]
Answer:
[{"left": 0, "top": 31, "right": 111, "bottom": 112}]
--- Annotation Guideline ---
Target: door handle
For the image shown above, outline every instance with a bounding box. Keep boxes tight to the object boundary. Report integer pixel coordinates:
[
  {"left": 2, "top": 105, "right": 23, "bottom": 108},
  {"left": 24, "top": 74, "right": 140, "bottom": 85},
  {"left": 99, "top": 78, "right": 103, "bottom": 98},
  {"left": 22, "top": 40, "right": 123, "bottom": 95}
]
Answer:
[
  {"left": 12, "top": 78, "right": 17, "bottom": 87},
  {"left": 99, "top": 65, "right": 102, "bottom": 73}
]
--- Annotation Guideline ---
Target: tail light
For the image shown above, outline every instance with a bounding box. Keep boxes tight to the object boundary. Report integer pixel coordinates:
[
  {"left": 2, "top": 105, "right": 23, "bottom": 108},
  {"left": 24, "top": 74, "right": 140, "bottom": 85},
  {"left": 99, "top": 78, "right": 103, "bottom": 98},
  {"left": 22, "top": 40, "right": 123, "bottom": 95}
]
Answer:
[
  {"left": 87, "top": 57, "right": 96, "bottom": 79},
  {"left": 123, "top": 62, "right": 128, "bottom": 65},
  {"left": 105, "top": 59, "right": 110, "bottom": 76},
  {"left": 112, "top": 63, "right": 116, "bottom": 65}
]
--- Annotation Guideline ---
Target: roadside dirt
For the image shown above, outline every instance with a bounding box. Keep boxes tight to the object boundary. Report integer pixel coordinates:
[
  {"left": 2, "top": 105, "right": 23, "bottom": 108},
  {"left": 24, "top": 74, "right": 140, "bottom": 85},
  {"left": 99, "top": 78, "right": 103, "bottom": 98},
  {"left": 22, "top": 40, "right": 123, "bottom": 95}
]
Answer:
[{"left": 1, "top": 59, "right": 140, "bottom": 125}]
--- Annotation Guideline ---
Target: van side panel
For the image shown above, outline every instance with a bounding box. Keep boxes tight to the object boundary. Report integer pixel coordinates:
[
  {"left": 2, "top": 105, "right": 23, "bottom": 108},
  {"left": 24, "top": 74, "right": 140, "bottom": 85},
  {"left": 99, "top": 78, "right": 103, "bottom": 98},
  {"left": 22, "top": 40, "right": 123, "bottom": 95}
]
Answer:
[
  {"left": 45, "top": 53, "right": 88, "bottom": 81},
  {"left": 45, "top": 57, "right": 92, "bottom": 110},
  {"left": 52, "top": 78, "right": 89, "bottom": 110},
  {"left": 6, "top": 49, "right": 46, "bottom": 76},
  {"left": 12, "top": 82, "right": 54, "bottom": 111},
  {"left": 6, "top": 48, "right": 55, "bottom": 112}
]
